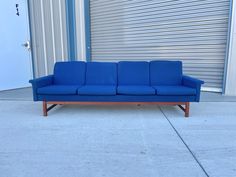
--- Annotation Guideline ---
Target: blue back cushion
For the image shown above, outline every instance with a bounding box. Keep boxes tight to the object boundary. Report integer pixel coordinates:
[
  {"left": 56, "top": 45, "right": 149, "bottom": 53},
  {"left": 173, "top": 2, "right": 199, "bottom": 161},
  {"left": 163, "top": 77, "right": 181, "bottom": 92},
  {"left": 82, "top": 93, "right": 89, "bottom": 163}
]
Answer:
[
  {"left": 150, "top": 60, "right": 183, "bottom": 85},
  {"left": 54, "top": 61, "right": 86, "bottom": 85},
  {"left": 86, "top": 62, "right": 117, "bottom": 85},
  {"left": 118, "top": 61, "right": 150, "bottom": 85}
]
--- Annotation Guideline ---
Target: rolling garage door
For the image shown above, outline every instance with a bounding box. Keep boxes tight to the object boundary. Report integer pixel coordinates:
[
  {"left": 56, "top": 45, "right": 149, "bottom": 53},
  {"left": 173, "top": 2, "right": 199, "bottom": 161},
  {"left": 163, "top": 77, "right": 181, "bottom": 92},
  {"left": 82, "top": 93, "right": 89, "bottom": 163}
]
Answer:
[{"left": 90, "top": 0, "right": 231, "bottom": 91}]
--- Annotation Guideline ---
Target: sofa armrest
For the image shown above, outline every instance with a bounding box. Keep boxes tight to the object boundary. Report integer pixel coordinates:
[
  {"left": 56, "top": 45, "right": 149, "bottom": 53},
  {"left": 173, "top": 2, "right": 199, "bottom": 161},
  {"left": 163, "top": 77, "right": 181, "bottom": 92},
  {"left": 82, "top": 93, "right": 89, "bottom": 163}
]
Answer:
[
  {"left": 182, "top": 75, "right": 204, "bottom": 102},
  {"left": 29, "top": 75, "right": 54, "bottom": 101}
]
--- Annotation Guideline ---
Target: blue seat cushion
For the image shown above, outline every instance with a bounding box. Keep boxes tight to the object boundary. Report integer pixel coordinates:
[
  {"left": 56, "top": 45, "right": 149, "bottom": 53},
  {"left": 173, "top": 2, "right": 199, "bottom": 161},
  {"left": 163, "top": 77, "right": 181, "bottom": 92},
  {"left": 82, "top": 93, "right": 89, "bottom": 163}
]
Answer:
[
  {"left": 118, "top": 61, "right": 150, "bottom": 85},
  {"left": 117, "top": 86, "right": 155, "bottom": 95},
  {"left": 86, "top": 62, "right": 117, "bottom": 85},
  {"left": 153, "top": 86, "right": 196, "bottom": 95},
  {"left": 37, "top": 85, "right": 79, "bottom": 95},
  {"left": 150, "top": 60, "right": 182, "bottom": 85},
  {"left": 54, "top": 61, "right": 86, "bottom": 85},
  {"left": 78, "top": 85, "right": 116, "bottom": 95}
]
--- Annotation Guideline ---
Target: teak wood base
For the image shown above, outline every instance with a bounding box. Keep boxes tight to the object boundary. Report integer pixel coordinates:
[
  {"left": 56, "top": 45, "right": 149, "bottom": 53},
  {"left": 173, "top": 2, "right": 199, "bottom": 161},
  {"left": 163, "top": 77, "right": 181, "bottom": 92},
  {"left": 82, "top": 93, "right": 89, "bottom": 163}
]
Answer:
[{"left": 42, "top": 101, "right": 190, "bottom": 118}]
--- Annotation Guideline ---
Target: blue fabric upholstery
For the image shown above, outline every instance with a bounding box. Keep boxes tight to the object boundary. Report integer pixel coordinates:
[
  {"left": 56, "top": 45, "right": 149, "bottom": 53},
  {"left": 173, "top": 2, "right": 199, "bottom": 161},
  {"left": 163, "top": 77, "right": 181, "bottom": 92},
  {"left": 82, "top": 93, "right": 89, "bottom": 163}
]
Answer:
[
  {"left": 29, "top": 75, "right": 54, "bottom": 101},
  {"left": 182, "top": 75, "right": 204, "bottom": 101},
  {"left": 54, "top": 61, "right": 86, "bottom": 85},
  {"left": 118, "top": 61, "right": 150, "bottom": 85},
  {"left": 153, "top": 86, "right": 196, "bottom": 95},
  {"left": 117, "top": 86, "right": 155, "bottom": 95},
  {"left": 182, "top": 75, "right": 204, "bottom": 86},
  {"left": 78, "top": 85, "right": 116, "bottom": 95},
  {"left": 150, "top": 60, "right": 182, "bottom": 85},
  {"left": 37, "top": 85, "right": 79, "bottom": 95},
  {"left": 86, "top": 62, "right": 117, "bottom": 85},
  {"left": 38, "top": 94, "right": 196, "bottom": 102},
  {"left": 30, "top": 61, "right": 204, "bottom": 103}
]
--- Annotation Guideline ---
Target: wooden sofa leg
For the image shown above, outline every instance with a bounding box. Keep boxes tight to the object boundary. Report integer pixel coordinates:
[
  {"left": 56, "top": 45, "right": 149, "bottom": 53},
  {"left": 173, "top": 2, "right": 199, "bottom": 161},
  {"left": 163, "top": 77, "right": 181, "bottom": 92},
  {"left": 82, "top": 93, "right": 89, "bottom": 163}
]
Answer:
[
  {"left": 43, "top": 101, "right": 48, "bottom": 117},
  {"left": 185, "top": 102, "right": 190, "bottom": 118},
  {"left": 178, "top": 102, "right": 190, "bottom": 117}
]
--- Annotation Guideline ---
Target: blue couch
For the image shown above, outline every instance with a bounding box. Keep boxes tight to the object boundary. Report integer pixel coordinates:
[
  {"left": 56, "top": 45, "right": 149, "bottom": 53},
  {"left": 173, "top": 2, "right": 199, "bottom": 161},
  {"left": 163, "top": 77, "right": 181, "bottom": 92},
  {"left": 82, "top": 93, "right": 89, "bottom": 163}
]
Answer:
[{"left": 30, "top": 61, "right": 204, "bottom": 117}]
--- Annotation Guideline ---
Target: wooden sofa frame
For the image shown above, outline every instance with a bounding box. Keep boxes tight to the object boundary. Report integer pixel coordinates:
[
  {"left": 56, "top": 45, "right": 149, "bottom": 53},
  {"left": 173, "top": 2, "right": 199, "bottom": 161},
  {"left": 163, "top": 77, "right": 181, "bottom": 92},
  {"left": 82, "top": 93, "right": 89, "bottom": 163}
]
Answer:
[{"left": 42, "top": 101, "right": 190, "bottom": 118}]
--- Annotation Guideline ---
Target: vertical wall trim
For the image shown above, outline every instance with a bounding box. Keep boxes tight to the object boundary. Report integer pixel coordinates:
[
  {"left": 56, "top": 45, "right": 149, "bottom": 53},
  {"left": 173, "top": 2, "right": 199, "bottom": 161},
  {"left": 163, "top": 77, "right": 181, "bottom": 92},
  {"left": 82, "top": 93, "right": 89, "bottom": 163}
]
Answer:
[
  {"left": 59, "top": 0, "right": 65, "bottom": 61},
  {"left": 40, "top": 0, "right": 48, "bottom": 75},
  {"left": 31, "top": 0, "right": 39, "bottom": 77},
  {"left": 65, "top": 0, "right": 77, "bottom": 61},
  {"left": 222, "top": 0, "right": 234, "bottom": 94},
  {"left": 75, "top": 0, "right": 86, "bottom": 61},
  {"left": 84, "top": 0, "right": 91, "bottom": 61},
  {"left": 79, "top": 0, "right": 86, "bottom": 61},
  {"left": 26, "top": 0, "right": 36, "bottom": 79},
  {"left": 50, "top": 0, "right": 56, "bottom": 63}
]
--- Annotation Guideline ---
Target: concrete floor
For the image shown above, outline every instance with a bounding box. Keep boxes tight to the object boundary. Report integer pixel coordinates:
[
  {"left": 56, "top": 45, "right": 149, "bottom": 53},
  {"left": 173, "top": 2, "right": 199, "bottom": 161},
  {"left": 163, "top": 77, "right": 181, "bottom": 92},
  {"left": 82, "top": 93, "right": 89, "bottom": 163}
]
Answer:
[
  {"left": 0, "top": 87, "right": 32, "bottom": 101},
  {"left": 0, "top": 88, "right": 236, "bottom": 177}
]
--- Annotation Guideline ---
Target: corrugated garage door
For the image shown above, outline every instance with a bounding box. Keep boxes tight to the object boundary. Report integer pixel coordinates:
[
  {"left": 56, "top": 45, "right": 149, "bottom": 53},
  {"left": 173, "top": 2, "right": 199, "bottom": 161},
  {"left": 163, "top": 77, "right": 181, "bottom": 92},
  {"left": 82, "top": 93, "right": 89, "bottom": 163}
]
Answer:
[{"left": 90, "top": 0, "right": 231, "bottom": 91}]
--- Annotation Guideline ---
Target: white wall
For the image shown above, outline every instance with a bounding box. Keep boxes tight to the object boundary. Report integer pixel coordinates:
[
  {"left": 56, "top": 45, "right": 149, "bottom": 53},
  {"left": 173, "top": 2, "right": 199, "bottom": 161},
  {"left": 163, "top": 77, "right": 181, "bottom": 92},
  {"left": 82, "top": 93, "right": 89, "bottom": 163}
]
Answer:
[{"left": 224, "top": 0, "right": 236, "bottom": 95}]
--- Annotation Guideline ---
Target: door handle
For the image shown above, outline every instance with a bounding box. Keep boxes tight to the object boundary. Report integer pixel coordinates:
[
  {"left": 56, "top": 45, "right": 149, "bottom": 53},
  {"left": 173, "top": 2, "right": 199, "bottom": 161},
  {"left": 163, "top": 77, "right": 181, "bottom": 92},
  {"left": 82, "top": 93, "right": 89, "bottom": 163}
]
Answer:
[{"left": 22, "top": 41, "right": 30, "bottom": 50}]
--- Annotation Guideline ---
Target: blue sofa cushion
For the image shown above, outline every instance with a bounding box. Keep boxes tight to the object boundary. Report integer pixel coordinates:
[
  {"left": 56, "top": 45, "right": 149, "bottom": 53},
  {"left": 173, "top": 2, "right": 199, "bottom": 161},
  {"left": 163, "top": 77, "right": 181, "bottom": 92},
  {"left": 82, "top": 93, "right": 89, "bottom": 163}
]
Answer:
[
  {"left": 54, "top": 61, "right": 86, "bottom": 85},
  {"left": 117, "top": 86, "right": 155, "bottom": 95},
  {"left": 153, "top": 86, "right": 196, "bottom": 95},
  {"left": 150, "top": 61, "right": 182, "bottom": 85},
  {"left": 86, "top": 62, "right": 117, "bottom": 85},
  {"left": 118, "top": 61, "right": 150, "bottom": 85},
  {"left": 37, "top": 85, "right": 79, "bottom": 95},
  {"left": 78, "top": 85, "right": 116, "bottom": 95}
]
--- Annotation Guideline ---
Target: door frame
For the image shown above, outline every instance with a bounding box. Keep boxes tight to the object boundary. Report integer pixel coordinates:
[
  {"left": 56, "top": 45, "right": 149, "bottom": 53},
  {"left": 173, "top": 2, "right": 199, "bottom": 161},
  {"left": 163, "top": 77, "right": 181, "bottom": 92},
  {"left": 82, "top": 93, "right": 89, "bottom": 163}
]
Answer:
[{"left": 222, "top": 0, "right": 234, "bottom": 94}]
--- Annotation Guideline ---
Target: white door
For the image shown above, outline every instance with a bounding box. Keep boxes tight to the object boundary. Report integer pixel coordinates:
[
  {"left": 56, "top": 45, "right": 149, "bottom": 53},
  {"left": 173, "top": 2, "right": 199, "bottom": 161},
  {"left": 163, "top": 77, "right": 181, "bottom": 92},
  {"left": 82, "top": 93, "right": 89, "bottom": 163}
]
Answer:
[{"left": 0, "top": 0, "right": 32, "bottom": 91}]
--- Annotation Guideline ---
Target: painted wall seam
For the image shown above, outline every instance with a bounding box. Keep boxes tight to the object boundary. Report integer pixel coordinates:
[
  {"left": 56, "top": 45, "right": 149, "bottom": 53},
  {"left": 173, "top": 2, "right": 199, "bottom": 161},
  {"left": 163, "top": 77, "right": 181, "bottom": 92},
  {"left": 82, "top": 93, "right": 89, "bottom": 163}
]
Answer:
[
  {"left": 80, "top": 0, "right": 86, "bottom": 60},
  {"left": 84, "top": 0, "right": 91, "bottom": 61},
  {"left": 59, "top": 0, "right": 65, "bottom": 61},
  {"left": 75, "top": 0, "right": 86, "bottom": 61},
  {"left": 49, "top": 0, "right": 56, "bottom": 63},
  {"left": 40, "top": 0, "right": 48, "bottom": 75},
  {"left": 65, "top": 0, "right": 77, "bottom": 61}
]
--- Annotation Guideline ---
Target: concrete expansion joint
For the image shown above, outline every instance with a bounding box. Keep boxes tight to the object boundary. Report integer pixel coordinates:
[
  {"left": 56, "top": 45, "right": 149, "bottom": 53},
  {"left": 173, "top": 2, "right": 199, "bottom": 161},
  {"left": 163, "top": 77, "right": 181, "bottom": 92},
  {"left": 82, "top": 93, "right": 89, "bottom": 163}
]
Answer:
[{"left": 159, "top": 106, "right": 210, "bottom": 177}]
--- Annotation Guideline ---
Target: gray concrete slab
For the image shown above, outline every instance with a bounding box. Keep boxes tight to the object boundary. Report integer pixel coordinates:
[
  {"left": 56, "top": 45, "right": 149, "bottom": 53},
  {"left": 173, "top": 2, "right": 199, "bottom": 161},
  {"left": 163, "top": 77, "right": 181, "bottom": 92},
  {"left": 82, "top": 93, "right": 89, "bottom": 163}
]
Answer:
[
  {"left": 161, "top": 102, "right": 236, "bottom": 177},
  {"left": 201, "top": 92, "right": 236, "bottom": 102},
  {"left": 0, "top": 101, "right": 206, "bottom": 177},
  {"left": 0, "top": 87, "right": 236, "bottom": 177},
  {"left": 0, "top": 87, "right": 32, "bottom": 101}
]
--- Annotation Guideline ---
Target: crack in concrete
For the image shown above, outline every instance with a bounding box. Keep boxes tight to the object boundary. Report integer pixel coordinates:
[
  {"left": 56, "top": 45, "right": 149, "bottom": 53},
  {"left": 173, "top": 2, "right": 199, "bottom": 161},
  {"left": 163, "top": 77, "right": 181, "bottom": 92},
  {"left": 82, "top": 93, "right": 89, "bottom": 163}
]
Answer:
[{"left": 159, "top": 106, "right": 210, "bottom": 177}]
